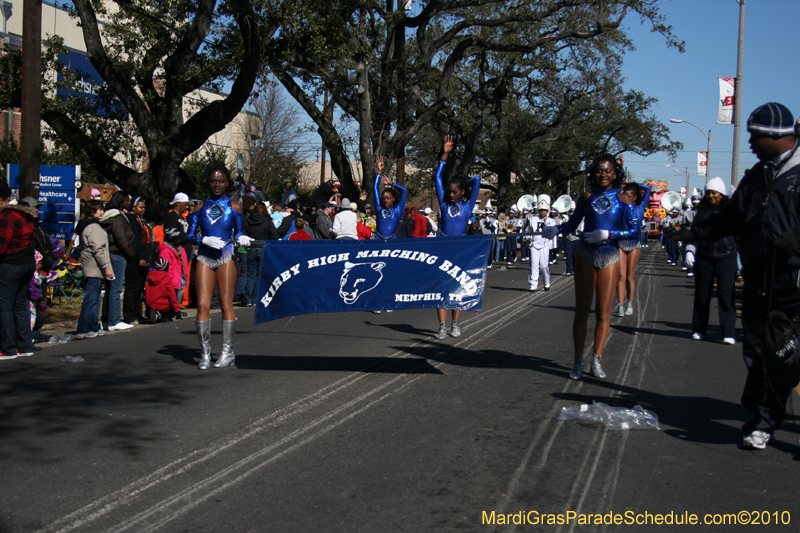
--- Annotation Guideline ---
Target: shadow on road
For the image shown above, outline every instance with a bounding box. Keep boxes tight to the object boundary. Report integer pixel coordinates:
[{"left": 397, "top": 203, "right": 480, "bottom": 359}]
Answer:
[
  {"left": 0, "top": 356, "right": 196, "bottom": 459},
  {"left": 163, "top": 344, "right": 443, "bottom": 374}
]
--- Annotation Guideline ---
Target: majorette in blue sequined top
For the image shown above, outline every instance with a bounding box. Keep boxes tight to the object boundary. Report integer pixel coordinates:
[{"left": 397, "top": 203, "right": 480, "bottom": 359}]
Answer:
[
  {"left": 558, "top": 188, "right": 639, "bottom": 242},
  {"left": 373, "top": 174, "right": 407, "bottom": 239},
  {"left": 433, "top": 160, "right": 481, "bottom": 237},
  {"left": 187, "top": 196, "right": 245, "bottom": 268}
]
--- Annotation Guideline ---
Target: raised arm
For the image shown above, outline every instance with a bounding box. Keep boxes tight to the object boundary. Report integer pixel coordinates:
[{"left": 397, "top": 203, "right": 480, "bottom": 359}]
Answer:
[
  {"left": 465, "top": 175, "right": 481, "bottom": 213},
  {"left": 394, "top": 182, "right": 408, "bottom": 213}
]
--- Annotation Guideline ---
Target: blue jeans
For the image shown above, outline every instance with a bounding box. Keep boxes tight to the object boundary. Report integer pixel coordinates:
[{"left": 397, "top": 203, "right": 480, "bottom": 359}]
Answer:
[
  {"left": 103, "top": 254, "right": 127, "bottom": 326},
  {"left": 492, "top": 239, "right": 505, "bottom": 262},
  {"left": 245, "top": 247, "right": 262, "bottom": 305},
  {"left": 0, "top": 262, "right": 36, "bottom": 355},
  {"left": 77, "top": 277, "right": 103, "bottom": 334}
]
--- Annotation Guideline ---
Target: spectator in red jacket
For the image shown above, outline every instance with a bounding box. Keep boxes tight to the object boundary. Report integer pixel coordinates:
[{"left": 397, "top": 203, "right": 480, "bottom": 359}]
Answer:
[
  {"left": 289, "top": 218, "right": 313, "bottom": 241},
  {"left": 145, "top": 257, "right": 181, "bottom": 321},
  {"left": 357, "top": 213, "right": 373, "bottom": 240},
  {"left": 410, "top": 206, "right": 428, "bottom": 238},
  {"left": 0, "top": 192, "right": 38, "bottom": 359}
]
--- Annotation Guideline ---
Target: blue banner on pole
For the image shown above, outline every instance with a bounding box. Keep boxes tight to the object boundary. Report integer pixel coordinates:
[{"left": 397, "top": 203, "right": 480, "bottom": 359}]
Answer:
[{"left": 254, "top": 235, "right": 493, "bottom": 324}]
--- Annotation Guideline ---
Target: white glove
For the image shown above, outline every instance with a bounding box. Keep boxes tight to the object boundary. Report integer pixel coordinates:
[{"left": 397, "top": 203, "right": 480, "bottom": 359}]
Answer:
[
  {"left": 685, "top": 252, "right": 695, "bottom": 269},
  {"left": 541, "top": 226, "right": 559, "bottom": 240},
  {"left": 237, "top": 235, "right": 253, "bottom": 247},
  {"left": 201, "top": 236, "right": 226, "bottom": 250},
  {"left": 584, "top": 229, "right": 609, "bottom": 244}
]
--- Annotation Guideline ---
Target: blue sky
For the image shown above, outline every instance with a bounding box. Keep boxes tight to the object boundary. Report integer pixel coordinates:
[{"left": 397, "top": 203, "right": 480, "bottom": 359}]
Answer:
[{"left": 619, "top": 0, "right": 800, "bottom": 194}]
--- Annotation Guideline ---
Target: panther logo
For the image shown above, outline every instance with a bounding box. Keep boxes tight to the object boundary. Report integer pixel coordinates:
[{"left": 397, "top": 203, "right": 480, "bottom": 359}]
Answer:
[{"left": 339, "top": 261, "right": 386, "bottom": 304}]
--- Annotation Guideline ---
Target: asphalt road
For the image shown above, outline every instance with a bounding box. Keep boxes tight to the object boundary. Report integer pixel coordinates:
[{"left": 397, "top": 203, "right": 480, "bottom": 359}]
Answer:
[{"left": 1, "top": 245, "right": 799, "bottom": 532}]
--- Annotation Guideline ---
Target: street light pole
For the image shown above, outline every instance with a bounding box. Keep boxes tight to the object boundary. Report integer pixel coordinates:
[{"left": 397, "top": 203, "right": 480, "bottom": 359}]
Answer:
[
  {"left": 732, "top": 0, "right": 746, "bottom": 189},
  {"left": 665, "top": 165, "right": 690, "bottom": 197},
  {"left": 670, "top": 119, "right": 712, "bottom": 183}
]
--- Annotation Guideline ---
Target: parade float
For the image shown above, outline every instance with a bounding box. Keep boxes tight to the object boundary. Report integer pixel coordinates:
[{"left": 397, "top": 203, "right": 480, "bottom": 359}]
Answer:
[{"left": 643, "top": 180, "right": 669, "bottom": 236}]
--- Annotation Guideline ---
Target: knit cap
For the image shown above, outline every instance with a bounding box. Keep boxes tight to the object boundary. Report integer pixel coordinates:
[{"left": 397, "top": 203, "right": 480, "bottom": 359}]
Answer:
[
  {"left": 747, "top": 103, "right": 795, "bottom": 138},
  {"left": 154, "top": 257, "right": 169, "bottom": 271},
  {"left": 705, "top": 177, "right": 726, "bottom": 196}
]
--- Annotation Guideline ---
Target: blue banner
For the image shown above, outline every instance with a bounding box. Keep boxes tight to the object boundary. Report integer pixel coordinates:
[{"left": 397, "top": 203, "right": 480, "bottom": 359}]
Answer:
[{"left": 254, "top": 235, "right": 493, "bottom": 323}]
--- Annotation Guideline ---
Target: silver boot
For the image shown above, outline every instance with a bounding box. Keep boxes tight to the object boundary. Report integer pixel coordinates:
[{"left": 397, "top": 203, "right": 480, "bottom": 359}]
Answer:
[
  {"left": 590, "top": 353, "right": 607, "bottom": 379},
  {"left": 214, "top": 319, "right": 237, "bottom": 368},
  {"left": 196, "top": 320, "right": 212, "bottom": 370},
  {"left": 569, "top": 353, "right": 583, "bottom": 380}
]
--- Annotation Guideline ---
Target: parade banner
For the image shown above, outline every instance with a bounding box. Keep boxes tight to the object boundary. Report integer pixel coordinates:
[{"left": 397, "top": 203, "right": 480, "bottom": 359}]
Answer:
[
  {"left": 717, "top": 77, "right": 735, "bottom": 124},
  {"left": 254, "top": 235, "right": 493, "bottom": 323},
  {"left": 697, "top": 152, "right": 707, "bottom": 177}
]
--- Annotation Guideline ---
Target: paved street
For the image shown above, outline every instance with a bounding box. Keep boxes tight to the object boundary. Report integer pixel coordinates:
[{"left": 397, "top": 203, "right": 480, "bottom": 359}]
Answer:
[{"left": 1, "top": 245, "right": 799, "bottom": 532}]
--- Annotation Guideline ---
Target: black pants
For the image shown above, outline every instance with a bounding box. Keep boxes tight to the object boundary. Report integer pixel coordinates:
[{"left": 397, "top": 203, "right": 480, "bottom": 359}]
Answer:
[
  {"left": 123, "top": 263, "right": 149, "bottom": 323},
  {"left": 740, "top": 283, "right": 797, "bottom": 434},
  {"left": 692, "top": 253, "right": 737, "bottom": 339}
]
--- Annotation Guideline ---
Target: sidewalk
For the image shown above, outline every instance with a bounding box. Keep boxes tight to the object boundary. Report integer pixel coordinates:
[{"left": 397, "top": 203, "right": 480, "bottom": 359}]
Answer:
[{"left": 37, "top": 305, "right": 208, "bottom": 345}]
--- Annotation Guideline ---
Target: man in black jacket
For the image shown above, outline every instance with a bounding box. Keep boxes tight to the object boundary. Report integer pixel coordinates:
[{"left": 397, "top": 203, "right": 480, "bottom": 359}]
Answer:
[{"left": 680, "top": 102, "right": 800, "bottom": 450}]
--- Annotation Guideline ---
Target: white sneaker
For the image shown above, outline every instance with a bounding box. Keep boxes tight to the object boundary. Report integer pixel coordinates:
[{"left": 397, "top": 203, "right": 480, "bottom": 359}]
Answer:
[
  {"left": 487, "top": 264, "right": 492, "bottom": 269},
  {"left": 742, "top": 430, "right": 770, "bottom": 450},
  {"left": 687, "top": 272, "right": 694, "bottom": 277},
  {"left": 76, "top": 331, "right": 99, "bottom": 339},
  {"left": 108, "top": 322, "right": 134, "bottom": 331},
  {"left": 681, "top": 266, "right": 687, "bottom": 271},
  {"left": 625, "top": 302, "right": 633, "bottom": 316},
  {"left": 691, "top": 332, "right": 702, "bottom": 340},
  {"left": 529, "top": 286, "right": 536, "bottom": 292},
  {"left": 617, "top": 303, "right": 625, "bottom": 317},
  {"left": 723, "top": 337, "right": 736, "bottom": 345}
]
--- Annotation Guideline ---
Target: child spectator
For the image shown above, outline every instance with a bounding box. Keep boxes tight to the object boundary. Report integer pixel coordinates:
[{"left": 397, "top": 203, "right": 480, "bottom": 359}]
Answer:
[
  {"left": 155, "top": 240, "right": 186, "bottom": 307},
  {"left": 29, "top": 250, "right": 59, "bottom": 343},
  {"left": 289, "top": 218, "right": 312, "bottom": 241},
  {"left": 357, "top": 214, "right": 373, "bottom": 240},
  {"left": 145, "top": 258, "right": 181, "bottom": 321}
]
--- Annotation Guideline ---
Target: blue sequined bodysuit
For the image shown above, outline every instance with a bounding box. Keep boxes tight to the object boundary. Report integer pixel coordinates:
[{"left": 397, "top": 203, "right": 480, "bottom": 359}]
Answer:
[
  {"left": 558, "top": 188, "right": 639, "bottom": 269},
  {"left": 619, "top": 184, "right": 651, "bottom": 252},
  {"left": 433, "top": 160, "right": 481, "bottom": 237},
  {"left": 187, "top": 196, "right": 245, "bottom": 270},
  {"left": 373, "top": 174, "right": 407, "bottom": 239}
]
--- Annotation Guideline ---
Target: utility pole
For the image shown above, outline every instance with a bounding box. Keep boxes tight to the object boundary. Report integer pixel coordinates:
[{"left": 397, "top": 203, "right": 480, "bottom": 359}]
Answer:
[
  {"left": 19, "top": 0, "right": 42, "bottom": 199},
  {"left": 731, "top": 0, "right": 745, "bottom": 189}
]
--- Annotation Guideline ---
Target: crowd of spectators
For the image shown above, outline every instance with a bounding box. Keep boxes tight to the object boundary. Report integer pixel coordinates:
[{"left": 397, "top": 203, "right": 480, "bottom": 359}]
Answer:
[{"left": 0, "top": 176, "right": 447, "bottom": 359}]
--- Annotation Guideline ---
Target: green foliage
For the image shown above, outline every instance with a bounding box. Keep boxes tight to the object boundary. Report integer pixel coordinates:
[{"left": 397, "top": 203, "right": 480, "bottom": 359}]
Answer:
[
  {"left": 267, "top": 0, "right": 683, "bottom": 208},
  {"left": 181, "top": 147, "right": 234, "bottom": 200}
]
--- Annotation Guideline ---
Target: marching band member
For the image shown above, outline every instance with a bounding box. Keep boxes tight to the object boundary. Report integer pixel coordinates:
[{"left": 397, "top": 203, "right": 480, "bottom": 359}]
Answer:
[
  {"left": 187, "top": 165, "right": 252, "bottom": 370},
  {"left": 616, "top": 181, "right": 651, "bottom": 316},
  {"left": 524, "top": 200, "right": 556, "bottom": 291},
  {"left": 372, "top": 156, "right": 408, "bottom": 239},
  {"left": 434, "top": 135, "right": 481, "bottom": 339},
  {"left": 542, "top": 154, "right": 639, "bottom": 380}
]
